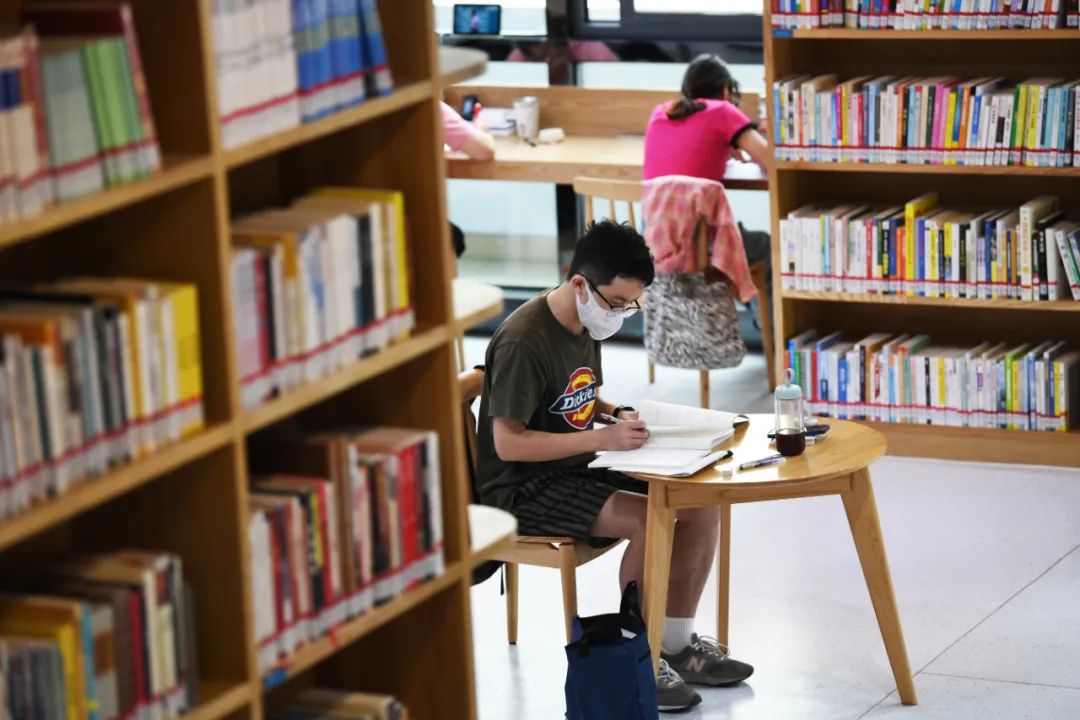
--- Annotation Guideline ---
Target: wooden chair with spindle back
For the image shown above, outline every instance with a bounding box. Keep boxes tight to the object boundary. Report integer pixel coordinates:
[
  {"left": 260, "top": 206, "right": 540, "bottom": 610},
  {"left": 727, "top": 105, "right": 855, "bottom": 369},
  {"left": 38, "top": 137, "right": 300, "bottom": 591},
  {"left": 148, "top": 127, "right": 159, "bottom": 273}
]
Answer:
[
  {"left": 572, "top": 177, "right": 776, "bottom": 407},
  {"left": 459, "top": 367, "right": 619, "bottom": 644}
]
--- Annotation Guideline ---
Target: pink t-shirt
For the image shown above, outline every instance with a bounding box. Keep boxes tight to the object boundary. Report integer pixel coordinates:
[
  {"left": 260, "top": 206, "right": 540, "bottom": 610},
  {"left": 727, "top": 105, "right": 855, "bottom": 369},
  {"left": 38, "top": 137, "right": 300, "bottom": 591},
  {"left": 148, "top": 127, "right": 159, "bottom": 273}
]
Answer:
[
  {"left": 441, "top": 101, "right": 475, "bottom": 151},
  {"left": 642, "top": 99, "right": 754, "bottom": 182}
]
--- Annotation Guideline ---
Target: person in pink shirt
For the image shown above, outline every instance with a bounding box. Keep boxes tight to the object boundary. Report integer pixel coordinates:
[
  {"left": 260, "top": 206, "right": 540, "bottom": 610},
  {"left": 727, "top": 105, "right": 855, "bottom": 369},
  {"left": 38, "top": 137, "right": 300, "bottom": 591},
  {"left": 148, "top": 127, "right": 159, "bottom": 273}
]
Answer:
[
  {"left": 442, "top": 100, "right": 496, "bottom": 257},
  {"left": 441, "top": 100, "right": 496, "bottom": 161},
  {"left": 643, "top": 54, "right": 774, "bottom": 315}
]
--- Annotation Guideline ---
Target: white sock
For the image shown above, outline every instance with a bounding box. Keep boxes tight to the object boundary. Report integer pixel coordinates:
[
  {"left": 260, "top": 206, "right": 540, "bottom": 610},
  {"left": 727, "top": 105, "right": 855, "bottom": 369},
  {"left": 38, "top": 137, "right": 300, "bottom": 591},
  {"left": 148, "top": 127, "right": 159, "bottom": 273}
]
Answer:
[{"left": 661, "top": 616, "right": 694, "bottom": 654}]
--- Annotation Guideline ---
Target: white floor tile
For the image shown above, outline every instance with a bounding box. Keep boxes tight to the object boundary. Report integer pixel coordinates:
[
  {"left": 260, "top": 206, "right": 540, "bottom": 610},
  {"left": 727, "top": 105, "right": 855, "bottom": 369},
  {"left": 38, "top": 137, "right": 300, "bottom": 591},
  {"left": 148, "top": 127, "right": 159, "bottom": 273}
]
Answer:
[
  {"left": 865, "top": 673, "right": 1080, "bottom": 719},
  {"left": 924, "top": 546, "right": 1080, "bottom": 690}
]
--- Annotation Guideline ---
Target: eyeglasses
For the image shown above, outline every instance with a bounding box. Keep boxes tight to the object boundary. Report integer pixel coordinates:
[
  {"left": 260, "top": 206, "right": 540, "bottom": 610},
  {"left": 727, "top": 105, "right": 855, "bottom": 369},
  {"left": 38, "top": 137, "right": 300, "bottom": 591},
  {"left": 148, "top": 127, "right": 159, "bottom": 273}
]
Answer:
[{"left": 582, "top": 276, "right": 642, "bottom": 317}]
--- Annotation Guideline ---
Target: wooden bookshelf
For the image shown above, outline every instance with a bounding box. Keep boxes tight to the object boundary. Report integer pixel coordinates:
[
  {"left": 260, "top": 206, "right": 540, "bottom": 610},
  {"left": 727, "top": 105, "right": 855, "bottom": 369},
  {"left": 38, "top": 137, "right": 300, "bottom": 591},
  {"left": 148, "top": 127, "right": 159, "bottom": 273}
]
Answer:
[
  {"left": 0, "top": 1, "right": 489, "bottom": 718},
  {"left": 765, "top": 10, "right": 1080, "bottom": 468}
]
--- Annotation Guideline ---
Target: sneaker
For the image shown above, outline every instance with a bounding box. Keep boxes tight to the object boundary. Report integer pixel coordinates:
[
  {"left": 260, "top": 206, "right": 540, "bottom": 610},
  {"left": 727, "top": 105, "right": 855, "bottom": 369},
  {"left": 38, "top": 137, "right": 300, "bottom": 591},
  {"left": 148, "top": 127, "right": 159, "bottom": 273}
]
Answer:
[
  {"left": 661, "top": 634, "right": 754, "bottom": 687},
  {"left": 656, "top": 659, "right": 702, "bottom": 713}
]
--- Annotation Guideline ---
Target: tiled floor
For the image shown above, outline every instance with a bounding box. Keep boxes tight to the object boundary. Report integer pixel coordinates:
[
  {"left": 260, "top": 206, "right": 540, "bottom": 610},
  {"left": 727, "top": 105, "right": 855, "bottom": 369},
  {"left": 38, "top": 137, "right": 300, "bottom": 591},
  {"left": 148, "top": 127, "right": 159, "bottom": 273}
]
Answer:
[{"left": 464, "top": 336, "right": 1080, "bottom": 720}]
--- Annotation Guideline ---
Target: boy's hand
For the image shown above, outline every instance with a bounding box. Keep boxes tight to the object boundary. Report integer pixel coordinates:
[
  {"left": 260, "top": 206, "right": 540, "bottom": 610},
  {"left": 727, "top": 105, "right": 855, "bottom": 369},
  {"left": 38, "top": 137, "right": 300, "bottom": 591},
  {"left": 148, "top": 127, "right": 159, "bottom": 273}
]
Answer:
[
  {"left": 617, "top": 409, "right": 639, "bottom": 421},
  {"left": 596, "top": 420, "right": 649, "bottom": 451}
]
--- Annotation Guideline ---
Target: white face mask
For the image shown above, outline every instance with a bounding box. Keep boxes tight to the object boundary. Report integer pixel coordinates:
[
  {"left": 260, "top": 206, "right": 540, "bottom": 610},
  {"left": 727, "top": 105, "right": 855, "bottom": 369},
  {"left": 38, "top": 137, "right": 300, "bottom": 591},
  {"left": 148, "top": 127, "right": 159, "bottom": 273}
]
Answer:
[{"left": 576, "top": 284, "right": 625, "bottom": 340}]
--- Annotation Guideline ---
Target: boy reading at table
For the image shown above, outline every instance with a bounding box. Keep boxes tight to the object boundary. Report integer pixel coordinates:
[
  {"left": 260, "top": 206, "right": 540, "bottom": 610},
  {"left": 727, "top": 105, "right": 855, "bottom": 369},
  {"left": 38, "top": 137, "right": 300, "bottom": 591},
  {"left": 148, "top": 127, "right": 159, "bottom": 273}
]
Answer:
[{"left": 476, "top": 220, "right": 754, "bottom": 712}]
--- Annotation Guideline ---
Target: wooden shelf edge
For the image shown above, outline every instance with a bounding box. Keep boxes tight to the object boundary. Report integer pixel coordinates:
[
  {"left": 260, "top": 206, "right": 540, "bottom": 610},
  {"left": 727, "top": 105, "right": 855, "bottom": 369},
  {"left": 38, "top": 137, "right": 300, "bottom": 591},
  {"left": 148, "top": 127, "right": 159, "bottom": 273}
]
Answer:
[
  {"left": 782, "top": 290, "right": 1080, "bottom": 312},
  {"left": 865, "top": 420, "right": 1080, "bottom": 467},
  {"left": 224, "top": 81, "right": 434, "bottom": 169},
  {"left": 775, "top": 28, "right": 1080, "bottom": 40},
  {"left": 0, "top": 423, "right": 235, "bottom": 553},
  {"left": 774, "top": 161, "right": 1080, "bottom": 176},
  {"left": 439, "top": 46, "right": 488, "bottom": 87},
  {"left": 265, "top": 568, "right": 462, "bottom": 685},
  {"left": 186, "top": 681, "right": 253, "bottom": 720},
  {"left": 468, "top": 504, "right": 517, "bottom": 567},
  {"left": 0, "top": 156, "right": 214, "bottom": 250},
  {"left": 242, "top": 326, "right": 452, "bottom": 433}
]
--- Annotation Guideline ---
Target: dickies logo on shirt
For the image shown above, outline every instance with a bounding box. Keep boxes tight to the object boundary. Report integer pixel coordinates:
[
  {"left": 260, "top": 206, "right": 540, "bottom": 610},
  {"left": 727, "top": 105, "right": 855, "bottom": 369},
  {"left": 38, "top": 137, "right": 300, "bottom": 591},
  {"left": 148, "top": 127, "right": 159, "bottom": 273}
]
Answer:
[{"left": 549, "top": 367, "right": 598, "bottom": 430}]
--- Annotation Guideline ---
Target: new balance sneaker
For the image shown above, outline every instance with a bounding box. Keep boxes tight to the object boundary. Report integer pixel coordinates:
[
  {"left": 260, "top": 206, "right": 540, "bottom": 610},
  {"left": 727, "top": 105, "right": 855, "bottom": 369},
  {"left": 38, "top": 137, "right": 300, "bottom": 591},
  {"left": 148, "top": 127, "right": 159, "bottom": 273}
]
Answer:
[
  {"left": 657, "top": 659, "right": 701, "bottom": 712},
  {"left": 661, "top": 634, "right": 754, "bottom": 687}
]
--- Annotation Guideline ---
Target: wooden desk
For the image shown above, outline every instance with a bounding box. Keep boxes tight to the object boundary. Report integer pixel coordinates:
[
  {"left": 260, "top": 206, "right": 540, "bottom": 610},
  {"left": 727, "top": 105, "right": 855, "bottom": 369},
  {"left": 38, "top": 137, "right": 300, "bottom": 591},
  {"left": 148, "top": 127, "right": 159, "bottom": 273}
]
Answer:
[
  {"left": 446, "top": 136, "right": 768, "bottom": 190},
  {"left": 633, "top": 415, "right": 917, "bottom": 706}
]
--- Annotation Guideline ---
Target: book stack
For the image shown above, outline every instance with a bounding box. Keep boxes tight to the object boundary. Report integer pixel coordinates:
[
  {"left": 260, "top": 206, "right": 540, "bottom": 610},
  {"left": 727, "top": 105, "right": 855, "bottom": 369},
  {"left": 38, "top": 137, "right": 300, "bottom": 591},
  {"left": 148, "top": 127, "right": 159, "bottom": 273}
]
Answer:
[
  {"left": 773, "top": 74, "right": 1080, "bottom": 167},
  {"left": 0, "top": 550, "right": 199, "bottom": 720},
  {"left": 0, "top": 279, "right": 204, "bottom": 521},
  {"left": 212, "top": 0, "right": 395, "bottom": 149},
  {"left": 249, "top": 426, "right": 444, "bottom": 674},
  {"left": 773, "top": 1, "right": 1080, "bottom": 29},
  {"left": 22, "top": 2, "right": 163, "bottom": 202},
  {"left": 231, "top": 187, "right": 414, "bottom": 410},
  {"left": 781, "top": 194, "right": 1080, "bottom": 300},
  {"left": 268, "top": 687, "right": 406, "bottom": 720},
  {"left": 787, "top": 330, "right": 1079, "bottom": 430}
]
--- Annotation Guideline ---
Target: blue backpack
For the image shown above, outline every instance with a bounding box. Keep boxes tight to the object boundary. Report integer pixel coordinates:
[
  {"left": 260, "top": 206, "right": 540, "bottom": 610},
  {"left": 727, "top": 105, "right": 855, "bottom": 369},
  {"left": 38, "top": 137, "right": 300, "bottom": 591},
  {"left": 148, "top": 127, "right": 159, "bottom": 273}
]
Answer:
[{"left": 564, "top": 582, "right": 659, "bottom": 720}]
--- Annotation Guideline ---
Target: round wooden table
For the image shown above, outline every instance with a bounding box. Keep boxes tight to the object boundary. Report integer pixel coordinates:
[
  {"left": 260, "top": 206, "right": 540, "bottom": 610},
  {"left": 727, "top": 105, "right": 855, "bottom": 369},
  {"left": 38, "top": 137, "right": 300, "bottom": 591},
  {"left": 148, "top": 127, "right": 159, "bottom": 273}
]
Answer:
[{"left": 632, "top": 414, "right": 917, "bottom": 706}]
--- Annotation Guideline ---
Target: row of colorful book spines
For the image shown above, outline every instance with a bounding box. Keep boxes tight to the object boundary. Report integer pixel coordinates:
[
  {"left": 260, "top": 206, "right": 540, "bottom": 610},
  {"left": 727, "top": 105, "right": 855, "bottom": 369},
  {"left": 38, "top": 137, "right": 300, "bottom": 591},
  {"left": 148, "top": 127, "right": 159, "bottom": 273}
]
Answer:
[
  {"left": 771, "top": 10, "right": 1076, "bottom": 22},
  {"left": 238, "top": 310, "right": 413, "bottom": 409},
  {"left": 774, "top": 144, "right": 1077, "bottom": 161},
  {"left": 808, "top": 407, "right": 1071, "bottom": 431},
  {"left": 780, "top": 272, "right": 1078, "bottom": 290},
  {"left": 254, "top": 546, "right": 444, "bottom": 675},
  {"left": 218, "top": 58, "right": 386, "bottom": 128},
  {"left": 0, "top": 397, "right": 204, "bottom": 508}
]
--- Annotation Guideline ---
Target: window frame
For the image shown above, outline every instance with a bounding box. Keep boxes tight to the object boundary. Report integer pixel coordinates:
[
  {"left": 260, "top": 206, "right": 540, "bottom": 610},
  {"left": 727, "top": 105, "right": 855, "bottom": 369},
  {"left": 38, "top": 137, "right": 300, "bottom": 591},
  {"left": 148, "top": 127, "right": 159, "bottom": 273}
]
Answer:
[{"left": 570, "top": 0, "right": 763, "bottom": 42}]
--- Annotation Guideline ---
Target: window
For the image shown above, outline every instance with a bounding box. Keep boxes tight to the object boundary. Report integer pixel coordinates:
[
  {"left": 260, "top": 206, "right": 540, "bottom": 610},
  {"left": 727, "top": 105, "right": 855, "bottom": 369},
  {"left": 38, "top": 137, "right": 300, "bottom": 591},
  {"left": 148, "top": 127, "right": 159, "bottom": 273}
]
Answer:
[
  {"left": 576, "top": 0, "right": 763, "bottom": 41},
  {"left": 634, "top": 0, "right": 762, "bottom": 13}
]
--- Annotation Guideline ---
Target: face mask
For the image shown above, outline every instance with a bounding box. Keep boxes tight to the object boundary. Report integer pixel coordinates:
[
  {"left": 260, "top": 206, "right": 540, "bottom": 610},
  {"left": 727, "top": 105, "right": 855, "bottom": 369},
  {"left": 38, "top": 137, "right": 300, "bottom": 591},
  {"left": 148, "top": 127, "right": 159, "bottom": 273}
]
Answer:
[{"left": 576, "top": 284, "right": 624, "bottom": 340}]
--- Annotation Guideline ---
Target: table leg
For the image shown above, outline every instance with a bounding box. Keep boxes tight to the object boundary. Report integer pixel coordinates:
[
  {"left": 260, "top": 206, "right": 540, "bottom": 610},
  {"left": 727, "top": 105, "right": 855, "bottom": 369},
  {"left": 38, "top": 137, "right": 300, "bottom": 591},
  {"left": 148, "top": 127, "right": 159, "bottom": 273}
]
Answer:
[
  {"left": 717, "top": 502, "right": 731, "bottom": 649},
  {"left": 643, "top": 484, "right": 677, "bottom": 674},
  {"left": 842, "top": 468, "right": 918, "bottom": 706}
]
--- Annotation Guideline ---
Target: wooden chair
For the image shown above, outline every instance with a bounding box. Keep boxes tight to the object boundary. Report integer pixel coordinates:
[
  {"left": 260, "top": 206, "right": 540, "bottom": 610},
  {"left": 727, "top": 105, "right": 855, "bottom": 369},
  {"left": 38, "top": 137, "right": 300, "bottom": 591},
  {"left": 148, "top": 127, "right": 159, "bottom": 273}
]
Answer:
[
  {"left": 458, "top": 367, "right": 619, "bottom": 644},
  {"left": 572, "top": 176, "right": 776, "bottom": 403}
]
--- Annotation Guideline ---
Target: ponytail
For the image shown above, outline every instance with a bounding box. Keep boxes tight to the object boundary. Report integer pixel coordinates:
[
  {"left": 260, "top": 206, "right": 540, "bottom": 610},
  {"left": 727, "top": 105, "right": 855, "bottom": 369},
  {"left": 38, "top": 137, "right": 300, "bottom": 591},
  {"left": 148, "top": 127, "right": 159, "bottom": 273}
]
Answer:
[
  {"left": 666, "top": 96, "right": 708, "bottom": 120},
  {"left": 667, "top": 54, "right": 740, "bottom": 121}
]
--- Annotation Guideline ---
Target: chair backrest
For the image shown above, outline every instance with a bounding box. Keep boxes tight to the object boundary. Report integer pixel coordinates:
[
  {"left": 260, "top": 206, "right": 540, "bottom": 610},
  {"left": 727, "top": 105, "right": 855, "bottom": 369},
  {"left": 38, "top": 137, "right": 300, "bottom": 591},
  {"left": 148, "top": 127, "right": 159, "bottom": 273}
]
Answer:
[
  {"left": 458, "top": 367, "right": 485, "bottom": 476},
  {"left": 572, "top": 176, "right": 708, "bottom": 270}
]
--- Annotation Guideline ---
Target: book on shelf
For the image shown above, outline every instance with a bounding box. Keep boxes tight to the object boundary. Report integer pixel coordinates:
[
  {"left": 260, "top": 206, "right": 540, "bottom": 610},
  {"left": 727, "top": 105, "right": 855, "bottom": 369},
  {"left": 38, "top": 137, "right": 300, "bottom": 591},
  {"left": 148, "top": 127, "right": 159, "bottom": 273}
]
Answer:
[
  {"left": 0, "top": 549, "right": 199, "bottom": 720},
  {"left": 787, "top": 330, "right": 1079, "bottom": 431},
  {"left": 773, "top": 1, "right": 1080, "bottom": 30},
  {"left": 212, "top": 0, "right": 394, "bottom": 148},
  {"left": 230, "top": 187, "right": 414, "bottom": 410},
  {"left": 248, "top": 426, "right": 444, "bottom": 675},
  {"left": 24, "top": 2, "right": 163, "bottom": 179},
  {"left": 773, "top": 73, "right": 1080, "bottom": 167},
  {"left": 0, "top": 279, "right": 204, "bottom": 522},
  {"left": 0, "top": 27, "right": 54, "bottom": 223},
  {"left": 269, "top": 687, "right": 407, "bottom": 720},
  {"left": 212, "top": 0, "right": 300, "bottom": 150},
  {"left": 780, "top": 194, "right": 1080, "bottom": 301},
  {"left": 357, "top": 0, "right": 393, "bottom": 97}
]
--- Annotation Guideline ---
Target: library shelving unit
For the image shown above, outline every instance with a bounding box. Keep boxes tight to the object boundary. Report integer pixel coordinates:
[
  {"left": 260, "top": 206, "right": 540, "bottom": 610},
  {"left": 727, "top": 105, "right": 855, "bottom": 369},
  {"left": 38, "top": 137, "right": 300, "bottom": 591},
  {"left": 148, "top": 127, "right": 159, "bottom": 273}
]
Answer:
[
  {"left": 0, "top": 1, "right": 504, "bottom": 719},
  {"left": 763, "top": 14, "right": 1080, "bottom": 467}
]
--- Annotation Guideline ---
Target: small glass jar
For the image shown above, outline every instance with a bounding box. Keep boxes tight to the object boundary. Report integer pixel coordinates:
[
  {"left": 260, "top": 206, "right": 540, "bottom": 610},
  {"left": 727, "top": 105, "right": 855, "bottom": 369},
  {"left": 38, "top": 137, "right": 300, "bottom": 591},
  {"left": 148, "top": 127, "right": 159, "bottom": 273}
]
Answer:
[{"left": 774, "top": 368, "right": 806, "bottom": 457}]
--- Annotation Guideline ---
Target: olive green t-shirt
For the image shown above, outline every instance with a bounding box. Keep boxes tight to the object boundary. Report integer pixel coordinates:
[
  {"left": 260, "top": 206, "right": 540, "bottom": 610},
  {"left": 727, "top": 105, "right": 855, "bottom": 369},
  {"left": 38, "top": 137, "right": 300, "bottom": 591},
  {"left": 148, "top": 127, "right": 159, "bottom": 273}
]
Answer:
[{"left": 477, "top": 292, "right": 603, "bottom": 508}]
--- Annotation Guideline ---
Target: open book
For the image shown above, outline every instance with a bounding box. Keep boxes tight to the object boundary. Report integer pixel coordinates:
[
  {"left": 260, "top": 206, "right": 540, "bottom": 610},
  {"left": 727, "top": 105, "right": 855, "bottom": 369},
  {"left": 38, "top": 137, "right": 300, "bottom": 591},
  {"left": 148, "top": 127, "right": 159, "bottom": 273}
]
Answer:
[
  {"left": 633, "top": 400, "right": 748, "bottom": 451},
  {"left": 589, "top": 401, "right": 747, "bottom": 476}
]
